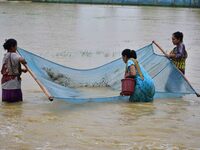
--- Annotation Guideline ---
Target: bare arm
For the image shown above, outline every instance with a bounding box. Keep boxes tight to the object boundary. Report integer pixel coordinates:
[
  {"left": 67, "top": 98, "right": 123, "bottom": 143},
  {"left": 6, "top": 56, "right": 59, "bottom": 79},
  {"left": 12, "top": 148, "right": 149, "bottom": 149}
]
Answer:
[
  {"left": 125, "top": 65, "right": 136, "bottom": 78},
  {"left": 19, "top": 57, "right": 28, "bottom": 73},
  {"left": 167, "top": 49, "right": 176, "bottom": 58},
  {"left": 168, "top": 44, "right": 185, "bottom": 59},
  {"left": 19, "top": 57, "right": 27, "bottom": 65},
  {"left": 168, "top": 53, "right": 176, "bottom": 58}
]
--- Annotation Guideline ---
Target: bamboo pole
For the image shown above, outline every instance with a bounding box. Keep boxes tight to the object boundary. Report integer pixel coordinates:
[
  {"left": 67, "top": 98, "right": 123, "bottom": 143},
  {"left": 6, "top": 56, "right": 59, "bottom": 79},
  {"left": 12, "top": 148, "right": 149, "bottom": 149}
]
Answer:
[
  {"left": 23, "top": 64, "right": 54, "bottom": 101},
  {"left": 152, "top": 40, "right": 200, "bottom": 97}
]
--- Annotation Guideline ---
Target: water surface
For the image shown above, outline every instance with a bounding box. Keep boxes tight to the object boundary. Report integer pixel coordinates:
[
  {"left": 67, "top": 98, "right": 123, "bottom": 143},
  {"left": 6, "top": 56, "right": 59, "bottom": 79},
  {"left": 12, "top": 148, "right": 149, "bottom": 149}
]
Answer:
[{"left": 0, "top": 2, "right": 200, "bottom": 149}]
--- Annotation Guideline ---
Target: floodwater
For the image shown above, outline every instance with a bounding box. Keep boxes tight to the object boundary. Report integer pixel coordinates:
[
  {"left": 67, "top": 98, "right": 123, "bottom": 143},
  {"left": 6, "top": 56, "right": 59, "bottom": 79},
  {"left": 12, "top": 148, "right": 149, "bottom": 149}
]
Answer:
[{"left": 0, "top": 2, "right": 200, "bottom": 149}]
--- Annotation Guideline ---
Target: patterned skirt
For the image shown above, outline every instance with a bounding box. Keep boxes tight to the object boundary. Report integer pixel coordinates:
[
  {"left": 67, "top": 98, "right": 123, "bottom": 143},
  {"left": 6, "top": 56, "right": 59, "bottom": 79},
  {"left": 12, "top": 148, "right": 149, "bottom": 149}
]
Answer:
[
  {"left": 129, "top": 77, "right": 155, "bottom": 102},
  {"left": 2, "top": 89, "right": 23, "bottom": 103},
  {"left": 172, "top": 58, "right": 186, "bottom": 75}
]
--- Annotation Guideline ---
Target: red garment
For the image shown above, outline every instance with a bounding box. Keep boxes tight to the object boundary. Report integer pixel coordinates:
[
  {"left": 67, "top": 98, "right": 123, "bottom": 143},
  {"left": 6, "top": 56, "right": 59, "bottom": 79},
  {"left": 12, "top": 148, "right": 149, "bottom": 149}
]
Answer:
[{"left": 1, "top": 63, "right": 17, "bottom": 84}]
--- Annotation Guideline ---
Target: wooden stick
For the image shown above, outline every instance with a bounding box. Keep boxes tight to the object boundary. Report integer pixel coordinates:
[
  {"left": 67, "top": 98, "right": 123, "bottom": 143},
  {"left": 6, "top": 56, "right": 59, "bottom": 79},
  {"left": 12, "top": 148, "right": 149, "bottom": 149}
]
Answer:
[
  {"left": 23, "top": 64, "right": 54, "bottom": 101},
  {"left": 152, "top": 40, "right": 169, "bottom": 57},
  {"left": 152, "top": 40, "right": 200, "bottom": 97}
]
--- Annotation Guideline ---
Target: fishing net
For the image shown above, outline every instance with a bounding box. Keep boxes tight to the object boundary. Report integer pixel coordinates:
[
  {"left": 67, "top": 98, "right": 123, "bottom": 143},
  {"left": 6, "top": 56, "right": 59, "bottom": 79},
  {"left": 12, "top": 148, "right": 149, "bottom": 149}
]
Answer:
[{"left": 18, "top": 43, "right": 196, "bottom": 102}]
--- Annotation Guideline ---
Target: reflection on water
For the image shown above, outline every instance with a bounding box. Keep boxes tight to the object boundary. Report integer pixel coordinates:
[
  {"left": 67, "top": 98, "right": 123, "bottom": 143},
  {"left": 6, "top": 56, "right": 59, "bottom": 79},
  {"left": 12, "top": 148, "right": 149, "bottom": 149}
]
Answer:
[{"left": 0, "top": 2, "right": 200, "bottom": 149}]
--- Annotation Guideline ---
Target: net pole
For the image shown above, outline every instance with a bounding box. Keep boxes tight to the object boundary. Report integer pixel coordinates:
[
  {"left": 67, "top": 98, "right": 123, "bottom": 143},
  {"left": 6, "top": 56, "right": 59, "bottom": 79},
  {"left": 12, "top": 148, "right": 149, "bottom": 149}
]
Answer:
[
  {"left": 152, "top": 40, "right": 200, "bottom": 97},
  {"left": 23, "top": 64, "right": 54, "bottom": 101}
]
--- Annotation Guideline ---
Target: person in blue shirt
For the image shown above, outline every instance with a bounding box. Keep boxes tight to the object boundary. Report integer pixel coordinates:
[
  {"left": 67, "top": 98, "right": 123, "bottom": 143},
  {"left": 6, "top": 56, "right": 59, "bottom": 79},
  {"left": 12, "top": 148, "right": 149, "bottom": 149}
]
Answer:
[{"left": 121, "top": 49, "right": 155, "bottom": 102}]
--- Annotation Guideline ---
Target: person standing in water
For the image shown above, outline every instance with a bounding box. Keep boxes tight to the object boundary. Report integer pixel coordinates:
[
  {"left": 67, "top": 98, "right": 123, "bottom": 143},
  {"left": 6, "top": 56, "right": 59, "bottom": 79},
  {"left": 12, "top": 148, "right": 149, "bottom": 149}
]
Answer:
[
  {"left": 1, "top": 39, "right": 27, "bottom": 103},
  {"left": 121, "top": 49, "right": 155, "bottom": 102},
  {"left": 167, "top": 31, "right": 188, "bottom": 74}
]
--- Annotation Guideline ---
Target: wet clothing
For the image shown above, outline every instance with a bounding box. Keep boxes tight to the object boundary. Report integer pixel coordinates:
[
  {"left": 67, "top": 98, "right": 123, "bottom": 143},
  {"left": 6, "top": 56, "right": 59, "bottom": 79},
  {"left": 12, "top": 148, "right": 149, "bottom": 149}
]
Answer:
[
  {"left": 1, "top": 52, "right": 23, "bottom": 102},
  {"left": 170, "top": 43, "right": 187, "bottom": 74},
  {"left": 126, "top": 58, "right": 155, "bottom": 102},
  {"left": 2, "top": 89, "right": 22, "bottom": 103}
]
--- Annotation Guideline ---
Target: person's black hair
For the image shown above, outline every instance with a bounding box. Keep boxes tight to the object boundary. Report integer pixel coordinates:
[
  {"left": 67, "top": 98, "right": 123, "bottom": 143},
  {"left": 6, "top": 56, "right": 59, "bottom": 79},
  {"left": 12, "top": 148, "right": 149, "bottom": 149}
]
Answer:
[
  {"left": 121, "top": 49, "right": 137, "bottom": 59},
  {"left": 3, "top": 39, "right": 17, "bottom": 51},
  {"left": 173, "top": 31, "right": 183, "bottom": 42}
]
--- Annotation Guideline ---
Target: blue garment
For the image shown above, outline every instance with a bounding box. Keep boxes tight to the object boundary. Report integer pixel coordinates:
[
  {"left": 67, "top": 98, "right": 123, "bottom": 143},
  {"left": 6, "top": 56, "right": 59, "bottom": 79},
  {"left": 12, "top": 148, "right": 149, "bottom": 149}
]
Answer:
[{"left": 127, "top": 59, "right": 155, "bottom": 102}]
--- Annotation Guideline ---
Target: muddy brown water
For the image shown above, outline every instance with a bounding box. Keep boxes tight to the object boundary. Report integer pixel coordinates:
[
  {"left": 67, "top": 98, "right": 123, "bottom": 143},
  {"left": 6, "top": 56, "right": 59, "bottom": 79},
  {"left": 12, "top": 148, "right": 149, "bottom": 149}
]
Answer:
[{"left": 0, "top": 2, "right": 200, "bottom": 149}]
